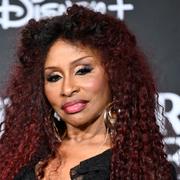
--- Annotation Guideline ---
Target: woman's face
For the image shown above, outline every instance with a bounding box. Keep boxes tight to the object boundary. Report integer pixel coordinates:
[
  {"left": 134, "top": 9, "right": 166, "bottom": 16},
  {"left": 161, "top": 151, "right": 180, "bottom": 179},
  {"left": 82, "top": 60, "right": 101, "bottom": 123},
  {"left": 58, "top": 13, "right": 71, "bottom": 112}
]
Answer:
[{"left": 44, "top": 40, "right": 111, "bottom": 128}]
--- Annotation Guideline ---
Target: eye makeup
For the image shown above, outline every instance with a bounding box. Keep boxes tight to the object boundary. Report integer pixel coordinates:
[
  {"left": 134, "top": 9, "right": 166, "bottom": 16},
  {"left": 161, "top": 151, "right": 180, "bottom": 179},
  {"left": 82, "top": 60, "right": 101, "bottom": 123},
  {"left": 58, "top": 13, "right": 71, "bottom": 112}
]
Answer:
[
  {"left": 75, "top": 65, "right": 93, "bottom": 75},
  {"left": 46, "top": 73, "right": 62, "bottom": 82},
  {"left": 45, "top": 63, "right": 94, "bottom": 83}
]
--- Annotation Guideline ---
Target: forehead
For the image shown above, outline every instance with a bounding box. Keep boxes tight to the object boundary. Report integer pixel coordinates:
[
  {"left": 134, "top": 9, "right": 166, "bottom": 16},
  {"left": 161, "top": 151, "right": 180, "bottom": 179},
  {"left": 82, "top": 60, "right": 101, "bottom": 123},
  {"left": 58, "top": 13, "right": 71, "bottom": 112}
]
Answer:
[{"left": 44, "top": 40, "right": 102, "bottom": 67}]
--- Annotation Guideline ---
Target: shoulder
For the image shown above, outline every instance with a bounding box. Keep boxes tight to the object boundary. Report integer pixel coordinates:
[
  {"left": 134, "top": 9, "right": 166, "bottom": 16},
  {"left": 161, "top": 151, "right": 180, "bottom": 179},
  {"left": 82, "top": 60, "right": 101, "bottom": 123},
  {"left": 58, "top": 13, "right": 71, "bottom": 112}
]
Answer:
[{"left": 14, "top": 166, "right": 36, "bottom": 180}]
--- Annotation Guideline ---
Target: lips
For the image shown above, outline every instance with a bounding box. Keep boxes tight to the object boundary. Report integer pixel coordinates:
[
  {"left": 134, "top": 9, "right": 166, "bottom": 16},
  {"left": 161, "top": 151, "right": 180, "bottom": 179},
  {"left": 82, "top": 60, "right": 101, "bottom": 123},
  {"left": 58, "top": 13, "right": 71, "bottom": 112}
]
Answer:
[{"left": 62, "top": 100, "right": 88, "bottom": 114}]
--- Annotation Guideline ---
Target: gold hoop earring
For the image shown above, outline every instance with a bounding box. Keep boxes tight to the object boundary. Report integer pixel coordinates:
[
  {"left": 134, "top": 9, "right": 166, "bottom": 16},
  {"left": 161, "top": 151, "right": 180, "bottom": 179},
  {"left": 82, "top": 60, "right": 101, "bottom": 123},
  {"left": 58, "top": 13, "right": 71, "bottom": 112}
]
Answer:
[
  {"left": 104, "top": 102, "right": 118, "bottom": 129},
  {"left": 54, "top": 111, "right": 61, "bottom": 121},
  {"left": 52, "top": 120, "right": 62, "bottom": 142}
]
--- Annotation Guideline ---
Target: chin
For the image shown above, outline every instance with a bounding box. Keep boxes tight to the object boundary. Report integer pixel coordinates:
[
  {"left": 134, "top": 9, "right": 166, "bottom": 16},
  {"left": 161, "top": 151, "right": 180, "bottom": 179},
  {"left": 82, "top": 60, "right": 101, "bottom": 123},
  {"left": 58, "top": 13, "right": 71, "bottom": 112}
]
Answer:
[{"left": 66, "top": 117, "right": 94, "bottom": 128}]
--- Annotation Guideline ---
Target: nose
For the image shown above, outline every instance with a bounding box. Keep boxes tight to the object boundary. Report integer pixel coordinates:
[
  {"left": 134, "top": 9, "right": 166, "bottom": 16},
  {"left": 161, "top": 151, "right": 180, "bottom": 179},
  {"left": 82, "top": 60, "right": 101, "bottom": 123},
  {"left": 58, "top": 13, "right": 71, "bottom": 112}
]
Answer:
[{"left": 60, "top": 76, "right": 79, "bottom": 97}]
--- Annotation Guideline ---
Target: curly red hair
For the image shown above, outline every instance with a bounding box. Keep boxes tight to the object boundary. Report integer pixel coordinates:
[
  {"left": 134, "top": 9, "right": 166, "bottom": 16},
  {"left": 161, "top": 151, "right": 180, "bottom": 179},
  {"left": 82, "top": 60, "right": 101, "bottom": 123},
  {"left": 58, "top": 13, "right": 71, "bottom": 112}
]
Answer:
[{"left": 0, "top": 4, "right": 171, "bottom": 180}]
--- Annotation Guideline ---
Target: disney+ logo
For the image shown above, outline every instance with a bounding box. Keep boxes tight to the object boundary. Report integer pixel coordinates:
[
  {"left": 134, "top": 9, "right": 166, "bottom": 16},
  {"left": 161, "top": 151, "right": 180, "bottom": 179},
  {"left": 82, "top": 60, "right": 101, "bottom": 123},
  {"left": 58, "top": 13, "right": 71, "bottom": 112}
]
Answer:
[{"left": 0, "top": 0, "right": 134, "bottom": 29}]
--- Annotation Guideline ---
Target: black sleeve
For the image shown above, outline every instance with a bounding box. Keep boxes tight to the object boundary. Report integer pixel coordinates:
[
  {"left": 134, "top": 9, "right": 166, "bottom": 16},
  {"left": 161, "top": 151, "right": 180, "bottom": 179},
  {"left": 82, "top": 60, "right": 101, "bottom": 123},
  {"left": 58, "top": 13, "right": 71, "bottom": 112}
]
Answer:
[{"left": 14, "top": 166, "right": 36, "bottom": 180}]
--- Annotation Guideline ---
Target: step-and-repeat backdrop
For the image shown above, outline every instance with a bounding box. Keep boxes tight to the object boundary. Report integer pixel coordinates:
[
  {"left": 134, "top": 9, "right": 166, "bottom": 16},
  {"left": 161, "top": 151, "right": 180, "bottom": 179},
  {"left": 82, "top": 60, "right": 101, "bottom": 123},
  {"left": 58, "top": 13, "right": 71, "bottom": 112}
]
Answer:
[{"left": 0, "top": 0, "right": 180, "bottom": 178}]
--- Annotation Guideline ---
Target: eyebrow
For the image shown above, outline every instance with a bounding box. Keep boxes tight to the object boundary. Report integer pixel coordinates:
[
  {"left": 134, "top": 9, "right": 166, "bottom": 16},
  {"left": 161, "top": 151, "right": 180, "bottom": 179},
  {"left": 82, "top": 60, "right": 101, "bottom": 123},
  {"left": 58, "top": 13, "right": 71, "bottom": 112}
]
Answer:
[{"left": 44, "top": 55, "right": 92, "bottom": 70}]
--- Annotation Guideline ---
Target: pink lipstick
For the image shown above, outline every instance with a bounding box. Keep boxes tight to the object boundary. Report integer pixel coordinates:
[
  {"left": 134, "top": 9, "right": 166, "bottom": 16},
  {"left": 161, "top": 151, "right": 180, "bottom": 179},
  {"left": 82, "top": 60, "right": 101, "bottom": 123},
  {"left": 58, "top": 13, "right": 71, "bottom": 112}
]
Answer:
[{"left": 62, "top": 100, "right": 88, "bottom": 114}]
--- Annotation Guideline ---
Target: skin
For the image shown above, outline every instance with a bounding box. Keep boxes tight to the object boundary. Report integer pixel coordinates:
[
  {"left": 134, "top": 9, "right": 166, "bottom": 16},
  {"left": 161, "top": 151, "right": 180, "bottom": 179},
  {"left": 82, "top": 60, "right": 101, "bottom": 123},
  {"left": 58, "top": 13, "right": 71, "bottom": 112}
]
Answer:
[{"left": 44, "top": 40, "right": 112, "bottom": 179}]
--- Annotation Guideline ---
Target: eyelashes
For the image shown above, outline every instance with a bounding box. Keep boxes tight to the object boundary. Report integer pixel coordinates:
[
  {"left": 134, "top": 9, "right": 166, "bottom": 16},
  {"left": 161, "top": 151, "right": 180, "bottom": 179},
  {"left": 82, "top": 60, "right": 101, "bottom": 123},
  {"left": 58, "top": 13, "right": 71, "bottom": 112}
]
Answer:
[
  {"left": 46, "top": 74, "right": 61, "bottom": 82},
  {"left": 46, "top": 65, "right": 93, "bottom": 82},
  {"left": 76, "top": 65, "right": 93, "bottom": 75}
]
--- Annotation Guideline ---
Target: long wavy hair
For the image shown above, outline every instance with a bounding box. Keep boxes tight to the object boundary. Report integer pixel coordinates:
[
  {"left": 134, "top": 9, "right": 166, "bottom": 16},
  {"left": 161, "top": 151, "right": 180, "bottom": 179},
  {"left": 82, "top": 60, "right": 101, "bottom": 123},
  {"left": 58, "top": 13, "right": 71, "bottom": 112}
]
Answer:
[{"left": 0, "top": 4, "right": 171, "bottom": 180}]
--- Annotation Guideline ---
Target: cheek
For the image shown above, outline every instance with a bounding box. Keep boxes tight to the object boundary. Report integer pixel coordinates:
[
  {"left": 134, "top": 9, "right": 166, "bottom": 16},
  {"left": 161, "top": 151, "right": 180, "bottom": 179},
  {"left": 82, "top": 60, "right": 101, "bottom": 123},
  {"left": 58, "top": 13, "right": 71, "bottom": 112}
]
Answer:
[
  {"left": 83, "top": 76, "right": 109, "bottom": 96},
  {"left": 44, "top": 85, "right": 59, "bottom": 106}
]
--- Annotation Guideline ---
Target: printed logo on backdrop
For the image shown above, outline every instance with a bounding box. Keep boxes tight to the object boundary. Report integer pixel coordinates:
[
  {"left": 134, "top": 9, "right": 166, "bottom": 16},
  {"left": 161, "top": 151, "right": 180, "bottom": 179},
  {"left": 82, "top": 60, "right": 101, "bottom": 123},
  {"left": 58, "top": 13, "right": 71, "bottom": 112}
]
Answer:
[
  {"left": 159, "top": 93, "right": 180, "bottom": 168},
  {"left": 0, "top": 97, "right": 9, "bottom": 137},
  {"left": 0, "top": 0, "right": 134, "bottom": 29}
]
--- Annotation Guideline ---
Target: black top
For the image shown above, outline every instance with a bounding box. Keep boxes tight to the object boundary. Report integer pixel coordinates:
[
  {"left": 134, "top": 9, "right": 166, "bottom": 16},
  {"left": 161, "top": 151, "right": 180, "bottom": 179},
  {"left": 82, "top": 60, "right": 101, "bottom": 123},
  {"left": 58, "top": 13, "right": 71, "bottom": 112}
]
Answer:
[
  {"left": 14, "top": 149, "right": 177, "bottom": 180},
  {"left": 14, "top": 149, "right": 112, "bottom": 180}
]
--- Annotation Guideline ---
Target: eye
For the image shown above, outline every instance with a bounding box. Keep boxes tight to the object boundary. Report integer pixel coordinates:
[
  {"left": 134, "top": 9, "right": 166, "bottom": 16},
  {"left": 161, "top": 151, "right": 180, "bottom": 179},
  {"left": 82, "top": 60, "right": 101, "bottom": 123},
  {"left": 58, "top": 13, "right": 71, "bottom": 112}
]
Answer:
[
  {"left": 76, "top": 65, "right": 93, "bottom": 75},
  {"left": 46, "top": 74, "right": 62, "bottom": 82}
]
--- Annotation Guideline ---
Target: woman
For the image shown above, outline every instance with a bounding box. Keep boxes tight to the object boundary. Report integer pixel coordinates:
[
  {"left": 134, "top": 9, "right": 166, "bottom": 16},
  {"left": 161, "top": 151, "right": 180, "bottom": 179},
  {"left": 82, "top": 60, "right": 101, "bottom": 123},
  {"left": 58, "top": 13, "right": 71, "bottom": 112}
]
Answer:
[{"left": 0, "top": 4, "right": 176, "bottom": 180}]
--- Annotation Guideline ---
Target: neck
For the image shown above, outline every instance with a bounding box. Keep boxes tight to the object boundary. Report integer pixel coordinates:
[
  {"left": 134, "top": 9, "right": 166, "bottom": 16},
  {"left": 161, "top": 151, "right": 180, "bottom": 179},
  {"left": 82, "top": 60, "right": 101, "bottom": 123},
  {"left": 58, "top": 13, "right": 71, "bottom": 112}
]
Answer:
[{"left": 65, "top": 118, "right": 107, "bottom": 143}]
